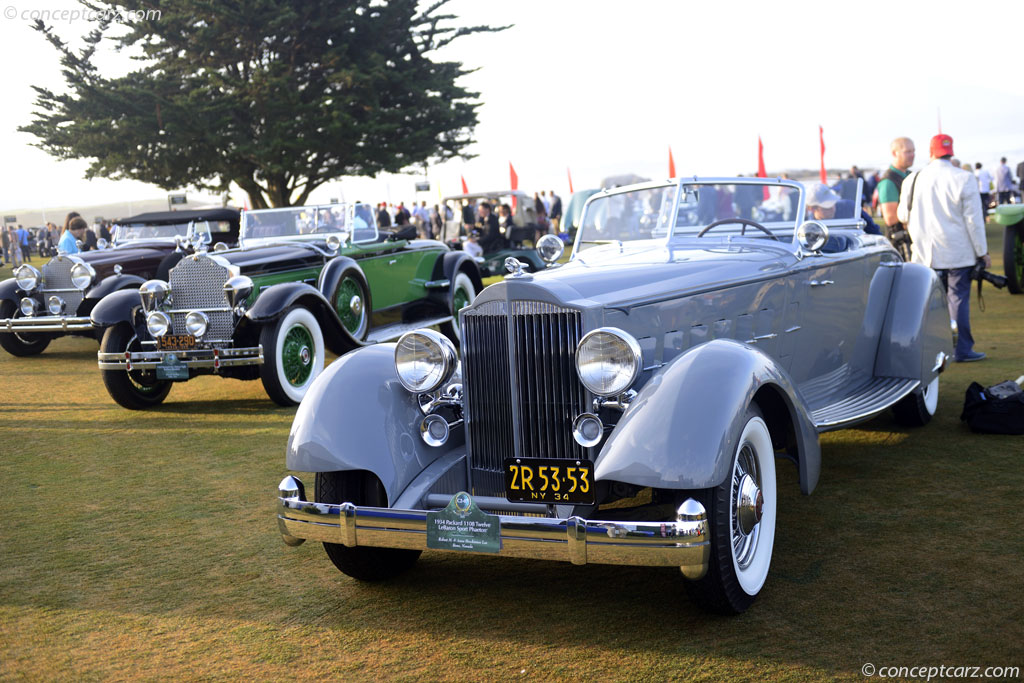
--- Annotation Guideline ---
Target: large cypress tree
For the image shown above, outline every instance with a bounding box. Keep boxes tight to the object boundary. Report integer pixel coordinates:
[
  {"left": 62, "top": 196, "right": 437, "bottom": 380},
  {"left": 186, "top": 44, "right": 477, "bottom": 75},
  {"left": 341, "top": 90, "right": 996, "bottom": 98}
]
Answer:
[{"left": 21, "top": 0, "right": 505, "bottom": 207}]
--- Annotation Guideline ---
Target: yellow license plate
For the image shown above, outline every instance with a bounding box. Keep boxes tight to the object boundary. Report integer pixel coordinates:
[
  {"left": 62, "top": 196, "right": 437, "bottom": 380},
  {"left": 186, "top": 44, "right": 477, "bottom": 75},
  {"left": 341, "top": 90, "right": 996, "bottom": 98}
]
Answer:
[
  {"left": 158, "top": 334, "right": 197, "bottom": 351},
  {"left": 504, "top": 458, "right": 595, "bottom": 504}
]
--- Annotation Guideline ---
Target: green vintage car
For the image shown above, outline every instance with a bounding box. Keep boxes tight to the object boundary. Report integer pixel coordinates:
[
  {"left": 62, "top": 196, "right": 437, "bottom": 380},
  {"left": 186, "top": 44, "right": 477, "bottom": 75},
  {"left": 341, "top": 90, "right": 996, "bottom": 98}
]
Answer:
[
  {"left": 91, "top": 203, "right": 482, "bottom": 409},
  {"left": 994, "top": 204, "right": 1024, "bottom": 294}
]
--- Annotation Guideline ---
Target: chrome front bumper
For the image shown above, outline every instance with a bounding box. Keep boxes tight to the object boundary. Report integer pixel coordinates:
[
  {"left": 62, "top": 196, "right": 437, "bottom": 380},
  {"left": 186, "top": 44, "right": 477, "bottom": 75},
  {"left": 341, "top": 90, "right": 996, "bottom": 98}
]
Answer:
[
  {"left": 97, "top": 345, "right": 263, "bottom": 370},
  {"left": 2, "top": 315, "right": 93, "bottom": 333},
  {"left": 277, "top": 476, "right": 710, "bottom": 578}
]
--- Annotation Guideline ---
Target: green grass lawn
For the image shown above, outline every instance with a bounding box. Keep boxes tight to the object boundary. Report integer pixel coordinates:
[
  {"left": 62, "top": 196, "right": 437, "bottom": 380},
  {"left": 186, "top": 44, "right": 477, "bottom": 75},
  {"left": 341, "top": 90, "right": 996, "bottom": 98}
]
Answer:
[{"left": 1, "top": 225, "right": 1022, "bottom": 681}]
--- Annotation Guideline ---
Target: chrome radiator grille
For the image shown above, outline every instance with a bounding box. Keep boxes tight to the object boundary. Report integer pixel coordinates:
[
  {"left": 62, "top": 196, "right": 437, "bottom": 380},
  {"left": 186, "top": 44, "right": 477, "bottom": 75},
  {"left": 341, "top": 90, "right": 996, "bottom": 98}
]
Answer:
[
  {"left": 41, "top": 257, "right": 84, "bottom": 313},
  {"left": 167, "top": 256, "right": 234, "bottom": 340},
  {"left": 461, "top": 300, "right": 589, "bottom": 496}
]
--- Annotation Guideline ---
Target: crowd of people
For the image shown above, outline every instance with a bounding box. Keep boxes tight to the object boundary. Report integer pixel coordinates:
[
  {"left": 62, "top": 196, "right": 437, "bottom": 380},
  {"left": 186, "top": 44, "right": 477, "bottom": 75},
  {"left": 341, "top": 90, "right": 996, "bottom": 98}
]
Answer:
[
  {"left": 0, "top": 212, "right": 113, "bottom": 267},
  {"left": 367, "top": 190, "right": 564, "bottom": 249}
]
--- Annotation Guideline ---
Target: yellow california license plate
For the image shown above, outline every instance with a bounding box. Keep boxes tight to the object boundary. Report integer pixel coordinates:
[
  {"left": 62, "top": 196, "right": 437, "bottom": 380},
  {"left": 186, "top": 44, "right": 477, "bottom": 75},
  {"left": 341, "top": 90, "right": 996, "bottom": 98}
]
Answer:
[
  {"left": 504, "top": 458, "right": 595, "bottom": 504},
  {"left": 158, "top": 334, "right": 197, "bottom": 351}
]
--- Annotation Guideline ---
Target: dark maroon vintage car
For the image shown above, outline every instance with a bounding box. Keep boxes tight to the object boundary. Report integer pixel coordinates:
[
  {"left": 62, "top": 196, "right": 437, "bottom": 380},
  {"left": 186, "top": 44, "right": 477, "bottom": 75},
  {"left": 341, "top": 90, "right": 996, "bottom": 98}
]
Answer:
[{"left": 0, "top": 208, "right": 239, "bottom": 356}]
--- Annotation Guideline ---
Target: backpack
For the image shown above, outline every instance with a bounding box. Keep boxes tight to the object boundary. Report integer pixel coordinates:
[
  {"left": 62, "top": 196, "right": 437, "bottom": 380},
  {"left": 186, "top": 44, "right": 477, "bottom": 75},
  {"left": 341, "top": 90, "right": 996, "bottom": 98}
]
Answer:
[{"left": 960, "top": 380, "right": 1024, "bottom": 434}]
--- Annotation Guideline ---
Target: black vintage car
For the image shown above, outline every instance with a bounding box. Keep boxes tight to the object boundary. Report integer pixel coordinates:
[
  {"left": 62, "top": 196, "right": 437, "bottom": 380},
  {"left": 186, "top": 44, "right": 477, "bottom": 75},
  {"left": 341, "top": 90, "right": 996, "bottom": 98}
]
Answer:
[
  {"left": 0, "top": 208, "right": 239, "bottom": 357},
  {"left": 92, "top": 204, "right": 481, "bottom": 409}
]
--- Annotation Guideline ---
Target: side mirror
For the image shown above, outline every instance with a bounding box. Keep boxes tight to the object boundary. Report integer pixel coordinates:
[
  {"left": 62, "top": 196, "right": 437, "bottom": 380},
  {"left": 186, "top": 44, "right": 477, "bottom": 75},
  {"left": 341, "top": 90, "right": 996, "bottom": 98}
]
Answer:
[{"left": 797, "top": 221, "right": 829, "bottom": 253}]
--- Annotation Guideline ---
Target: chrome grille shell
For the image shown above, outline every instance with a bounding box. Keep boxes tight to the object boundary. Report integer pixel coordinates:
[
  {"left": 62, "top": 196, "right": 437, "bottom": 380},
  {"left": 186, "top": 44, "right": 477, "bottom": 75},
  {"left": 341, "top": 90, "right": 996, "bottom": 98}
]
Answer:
[
  {"left": 461, "top": 300, "right": 589, "bottom": 497},
  {"left": 40, "top": 256, "right": 84, "bottom": 313},
  {"left": 167, "top": 255, "right": 234, "bottom": 341}
]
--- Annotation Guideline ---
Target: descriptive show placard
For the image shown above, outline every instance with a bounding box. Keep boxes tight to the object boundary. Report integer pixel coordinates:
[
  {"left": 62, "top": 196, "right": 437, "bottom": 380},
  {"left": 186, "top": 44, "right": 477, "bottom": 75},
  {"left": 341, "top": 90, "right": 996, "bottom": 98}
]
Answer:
[{"left": 426, "top": 491, "right": 501, "bottom": 554}]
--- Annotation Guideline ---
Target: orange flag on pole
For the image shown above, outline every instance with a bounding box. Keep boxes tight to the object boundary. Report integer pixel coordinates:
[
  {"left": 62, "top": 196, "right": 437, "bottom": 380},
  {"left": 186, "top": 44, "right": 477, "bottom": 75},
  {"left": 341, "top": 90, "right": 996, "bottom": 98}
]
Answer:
[
  {"left": 668, "top": 146, "right": 676, "bottom": 178},
  {"left": 757, "top": 136, "right": 769, "bottom": 199},
  {"left": 567, "top": 167, "right": 574, "bottom": 194},
  {"left": 819, "top": 126, "right": 827, "bottom": 184},
  {"left": 509, "top": 162, "right": 519, "bottom": 211},
  {"left": 460, "top": 175, "right": 469, "bottom": 194}
]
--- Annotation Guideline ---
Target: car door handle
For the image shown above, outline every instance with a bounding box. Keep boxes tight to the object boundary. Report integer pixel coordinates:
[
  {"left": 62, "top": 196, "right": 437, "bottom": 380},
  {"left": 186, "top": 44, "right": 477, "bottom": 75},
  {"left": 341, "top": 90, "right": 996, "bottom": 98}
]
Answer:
[
  {"left": 389, "top": 259, "right": 398, "bottom": 265},
  {"left": 745, "top": 333, "right": 778, "bottom": 344},
  {"left": 809, "top": 280, "right": 834, "bottom": 287}
]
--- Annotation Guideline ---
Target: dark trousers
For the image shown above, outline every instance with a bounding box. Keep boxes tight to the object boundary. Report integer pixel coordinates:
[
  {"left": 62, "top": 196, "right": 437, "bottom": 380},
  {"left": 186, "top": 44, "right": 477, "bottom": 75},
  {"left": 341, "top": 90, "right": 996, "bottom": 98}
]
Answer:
[
  {"left": 998, "top": 191, "right": 1011, "bottom": 205},
  {"left": 979, "top": 193, "right": 991, "bottom": 212},
  {"left": 937, "top": 266, "right": 975, "bottom": 359}
]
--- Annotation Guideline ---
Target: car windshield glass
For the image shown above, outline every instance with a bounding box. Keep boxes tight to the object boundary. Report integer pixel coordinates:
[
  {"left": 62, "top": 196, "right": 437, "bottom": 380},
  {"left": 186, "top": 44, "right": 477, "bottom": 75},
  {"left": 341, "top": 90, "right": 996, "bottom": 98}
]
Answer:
[
  {"left": 111, "top": 221, "right": 204, "bottom": 245},
  {"left": 241, "top": 204, "right": 377, "bottom": 246},
  {"left": 576, "top": 181, "right": 804, "bottom": 252}
]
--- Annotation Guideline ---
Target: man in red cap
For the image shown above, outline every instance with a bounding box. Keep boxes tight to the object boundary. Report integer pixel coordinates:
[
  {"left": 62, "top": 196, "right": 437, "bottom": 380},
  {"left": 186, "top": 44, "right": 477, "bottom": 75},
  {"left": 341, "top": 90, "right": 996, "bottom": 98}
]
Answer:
[{"left": 897, "top": 134, "right": 989, "bottom": 362}]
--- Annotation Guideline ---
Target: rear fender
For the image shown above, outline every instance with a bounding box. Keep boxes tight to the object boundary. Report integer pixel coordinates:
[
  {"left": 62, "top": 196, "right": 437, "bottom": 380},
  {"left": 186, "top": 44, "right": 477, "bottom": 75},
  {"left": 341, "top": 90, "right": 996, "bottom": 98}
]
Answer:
[
  {"left": 874, "top": 263, "right": 952, "bottom": 381},
  {"left": 286, "top": 343, "right": 462, "bottom": 505},
  {"left": 594, "top": 338, "right": 822, "bottom": 494},
  {"left": 246, "top": 282, "right": 362, "bottom": 357},
  {"left": 316, "top": 256, "right": 361, "bottom": 300},
  {"left": 440, "top": 252, "right": 484, "bottom": 295}
]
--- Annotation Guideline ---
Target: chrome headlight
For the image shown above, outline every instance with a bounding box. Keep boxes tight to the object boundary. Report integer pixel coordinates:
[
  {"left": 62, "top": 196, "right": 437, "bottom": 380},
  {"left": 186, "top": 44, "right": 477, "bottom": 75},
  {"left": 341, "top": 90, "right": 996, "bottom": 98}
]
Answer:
[
  {"left": 139, "top": 280, "right": 171, "bottom": 313},
  {"left": 47, "top": 296, "right": 66, "bottom": 315},
  {"left": 575, "top": 327, "right": 642, "bottom": 397},
  {"left": 223, "top": 275, "right": 254, "bottom": 311},
  {"left": 536, "top": 234, "right": 564, "bottom": 264},
  {"left": 70, "top": 261, "right": 97, "bottom": 290},
  {"left": 185, "top": 311, "right": 209, "bottom": 337},
  {"left": 15, "top": 265, "right": 41, "bottom": 292},
  {"left": 395, "top": 329, "right": 457, "bottom": 394},
  {"left": 797, "top": 221, "right": 829, "bottom": 252},
  {"left": 146, "top": 310, "right": 171, "bottom": 338},
  {"left": 19, "top": 297, "right": 38, "bottom": 317}
]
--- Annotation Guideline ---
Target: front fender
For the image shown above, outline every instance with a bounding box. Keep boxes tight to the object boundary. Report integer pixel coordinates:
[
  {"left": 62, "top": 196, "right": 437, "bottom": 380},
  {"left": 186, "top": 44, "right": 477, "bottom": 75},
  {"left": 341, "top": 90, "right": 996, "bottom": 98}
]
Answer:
[
  {"left": 286, "top": 343, "right": 461, "bottom": 505},
  {"left": 875, "top": 263, "right": 952, "bottom": 381},
  {"left": 316, "top": 256, "right": 360, "bottom": 300},
  {"left": 89, "top": 288, "right": 142, "bottom": 327},
  {"left": 594, "top": 338, "right": 821, "bottom": 494},
  {"left": 85, "top": 273, "right": 147, "bottom": 303},
  {"left": 0, "top": 278, "right": 24, "bottom": 307},
  {"left": 246, "top": 282, "right": 362, "bottom": 357}
]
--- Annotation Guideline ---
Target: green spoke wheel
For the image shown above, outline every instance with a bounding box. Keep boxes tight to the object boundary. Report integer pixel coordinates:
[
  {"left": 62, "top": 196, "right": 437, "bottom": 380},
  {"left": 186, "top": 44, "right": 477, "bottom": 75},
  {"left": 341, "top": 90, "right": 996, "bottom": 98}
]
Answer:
[
  {"left": 260, "top": 306, "right": 325, "bottom": 406},
  {"left": 333, "top": 272, "right": 369, "bottom": 340},
  {"left": 281, "top": 324, "right": 314, "bottom": 387}
]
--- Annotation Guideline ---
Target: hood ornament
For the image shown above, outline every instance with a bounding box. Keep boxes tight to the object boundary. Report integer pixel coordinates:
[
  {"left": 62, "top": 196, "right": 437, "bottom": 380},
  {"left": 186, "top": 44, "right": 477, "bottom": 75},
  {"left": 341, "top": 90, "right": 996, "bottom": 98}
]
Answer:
[{"left": 504, "top": 257, "right": 527, "bottom": 278}]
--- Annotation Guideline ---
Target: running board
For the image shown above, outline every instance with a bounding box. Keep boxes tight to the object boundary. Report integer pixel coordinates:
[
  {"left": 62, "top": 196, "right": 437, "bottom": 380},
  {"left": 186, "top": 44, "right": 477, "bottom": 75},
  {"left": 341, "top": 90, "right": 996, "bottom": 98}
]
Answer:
[
  {"left": 366, "top": 316, "right": 454, "bottom": 344},
  {"left": 811, "top": 377, "right": 920, "bottom": 430}
]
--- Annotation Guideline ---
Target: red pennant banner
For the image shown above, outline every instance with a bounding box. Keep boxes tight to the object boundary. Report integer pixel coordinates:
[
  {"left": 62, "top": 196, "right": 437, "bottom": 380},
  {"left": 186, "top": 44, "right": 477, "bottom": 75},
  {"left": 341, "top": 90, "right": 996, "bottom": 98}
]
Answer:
[
  {"left": 460, "top": 175, "right": 469, "bottom": 194},
  {"left": 819, "top": 126, "right": 827, "bottom": 184},
  {"left": 668, "top": 146, "right": 676, "bottom": 178},
  {"left": 567, "top": 167, "right": 574, "bottom": 194}
]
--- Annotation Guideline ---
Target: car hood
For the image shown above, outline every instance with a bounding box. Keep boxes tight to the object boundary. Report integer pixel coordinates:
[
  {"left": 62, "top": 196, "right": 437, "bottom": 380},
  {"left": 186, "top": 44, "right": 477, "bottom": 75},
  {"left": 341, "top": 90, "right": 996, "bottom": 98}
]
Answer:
[
  {"left": 503, "top": 240, "right": 798, "bottom": 308},
  {"left": 217, "top": 243, "right": 325, "bottom": 275},
  {"left": 77, "top": 242, "right": 177, "bottom": 276}
]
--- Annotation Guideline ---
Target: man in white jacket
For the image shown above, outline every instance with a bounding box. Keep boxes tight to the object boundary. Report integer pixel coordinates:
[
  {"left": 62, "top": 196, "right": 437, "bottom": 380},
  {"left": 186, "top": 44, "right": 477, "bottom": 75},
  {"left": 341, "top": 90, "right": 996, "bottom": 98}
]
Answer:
[{"left": 898, "top": 133, "right": 989, "bottom": 362}]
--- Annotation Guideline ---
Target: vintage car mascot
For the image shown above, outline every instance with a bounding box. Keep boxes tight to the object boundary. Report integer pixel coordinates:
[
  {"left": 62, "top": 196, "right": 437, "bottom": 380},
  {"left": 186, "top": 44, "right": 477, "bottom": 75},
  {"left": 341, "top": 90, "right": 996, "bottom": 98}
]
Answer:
[{"left": 277, "top": 178, "right": 950, "bottom": 614}]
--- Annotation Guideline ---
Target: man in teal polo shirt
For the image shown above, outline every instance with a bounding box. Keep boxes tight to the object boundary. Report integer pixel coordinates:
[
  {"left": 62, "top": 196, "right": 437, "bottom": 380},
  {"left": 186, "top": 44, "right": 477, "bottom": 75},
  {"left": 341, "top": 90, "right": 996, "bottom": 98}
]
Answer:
[{"left": 877, "top": 137, "right": 915, "bottom": 259}]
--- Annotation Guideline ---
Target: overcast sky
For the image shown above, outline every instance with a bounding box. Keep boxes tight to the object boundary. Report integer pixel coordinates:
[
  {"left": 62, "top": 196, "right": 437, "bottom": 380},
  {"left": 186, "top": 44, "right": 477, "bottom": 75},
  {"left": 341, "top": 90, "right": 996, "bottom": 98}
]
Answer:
[{"left": 1, "top": 0, "right": 1022, "bottom": 213}]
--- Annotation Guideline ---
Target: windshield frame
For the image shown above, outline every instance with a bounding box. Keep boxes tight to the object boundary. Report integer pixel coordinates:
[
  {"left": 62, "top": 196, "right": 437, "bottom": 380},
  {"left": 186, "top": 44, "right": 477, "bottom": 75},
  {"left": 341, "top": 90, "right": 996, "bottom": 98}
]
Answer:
[
  {"left": 110, "top": 220, "right": 209, "bottom": 247},
  {"left": 570, "top": 177, "right": 814, "bottom": 259}
]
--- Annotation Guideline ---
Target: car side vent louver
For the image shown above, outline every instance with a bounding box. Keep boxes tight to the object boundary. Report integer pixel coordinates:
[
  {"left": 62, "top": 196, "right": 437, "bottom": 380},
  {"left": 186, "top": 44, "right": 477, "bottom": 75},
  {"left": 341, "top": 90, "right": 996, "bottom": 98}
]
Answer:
[{"left": 461, "top": 300, "right": 589, "bottom": 497}]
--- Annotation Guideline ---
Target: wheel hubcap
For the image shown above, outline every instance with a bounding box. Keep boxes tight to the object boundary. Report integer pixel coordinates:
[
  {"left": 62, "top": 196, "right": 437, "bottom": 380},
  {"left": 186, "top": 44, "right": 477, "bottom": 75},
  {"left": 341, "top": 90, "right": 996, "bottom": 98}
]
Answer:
[
  {"left": 731, "top": 443, "right": 762, "bottom": 569},
  {"left": 349, "top": 295, "right": 363, "bottom": 316},
  {"left": 736, "top": 474, "right": 763, "bottom": 536},
  {"left": 336, "top": 277, "right": 365, "bottom": 335}
]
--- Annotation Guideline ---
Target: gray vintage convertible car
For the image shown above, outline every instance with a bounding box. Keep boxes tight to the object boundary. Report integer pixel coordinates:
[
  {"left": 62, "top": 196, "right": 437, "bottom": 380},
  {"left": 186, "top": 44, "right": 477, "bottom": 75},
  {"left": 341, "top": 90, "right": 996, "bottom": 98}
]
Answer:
[{"left": 276, "top": 177, "right": 951, "bottom": 614}]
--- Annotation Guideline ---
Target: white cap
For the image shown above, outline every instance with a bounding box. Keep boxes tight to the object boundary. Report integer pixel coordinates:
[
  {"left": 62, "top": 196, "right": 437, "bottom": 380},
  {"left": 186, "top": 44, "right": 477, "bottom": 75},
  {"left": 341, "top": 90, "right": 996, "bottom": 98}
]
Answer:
[{"left": 806, "top": 183, "right": 841, "bottom": 208}]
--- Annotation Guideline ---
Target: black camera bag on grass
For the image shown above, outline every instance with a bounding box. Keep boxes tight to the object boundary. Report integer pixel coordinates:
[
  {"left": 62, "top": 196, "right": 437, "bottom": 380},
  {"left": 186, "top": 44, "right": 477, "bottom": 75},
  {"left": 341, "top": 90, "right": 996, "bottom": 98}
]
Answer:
[{"left": 960, "top": 381, "right": 1024, "bottom": 434}]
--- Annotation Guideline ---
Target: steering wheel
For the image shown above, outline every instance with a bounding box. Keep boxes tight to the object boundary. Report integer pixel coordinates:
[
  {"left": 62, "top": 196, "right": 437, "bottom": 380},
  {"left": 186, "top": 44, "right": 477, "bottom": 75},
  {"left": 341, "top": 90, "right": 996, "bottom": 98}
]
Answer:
[{"left": 696, "top": 218, "right": 779, "bottom": 241}]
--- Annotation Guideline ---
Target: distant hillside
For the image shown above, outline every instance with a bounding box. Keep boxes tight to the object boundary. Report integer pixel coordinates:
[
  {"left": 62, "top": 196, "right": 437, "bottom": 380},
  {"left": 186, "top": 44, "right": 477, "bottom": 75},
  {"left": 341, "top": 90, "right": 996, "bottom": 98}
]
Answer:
[{"left": 2, "top": 195, "right": 228, "bottom": 228}]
